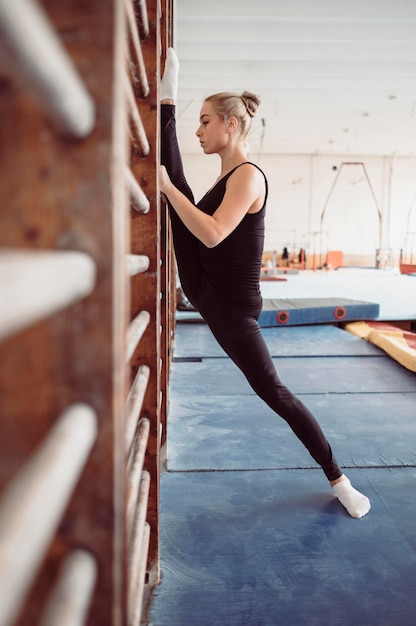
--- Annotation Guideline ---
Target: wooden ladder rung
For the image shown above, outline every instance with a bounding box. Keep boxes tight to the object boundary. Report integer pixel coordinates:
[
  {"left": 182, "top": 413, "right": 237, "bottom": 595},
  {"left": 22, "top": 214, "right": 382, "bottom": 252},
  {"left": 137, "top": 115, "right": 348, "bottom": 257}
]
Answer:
[
  {"left": 127, "top": 418, "right": 151, "bottom": 534},
  {"left": 0, "top": 248, "right": 96, "bottom": 341},
  {"left": 126, "top": 366, "right": 150, "bottom": 452},
  {"left": 39, "top": 550, "right": 97, "bottom": 626},
  {"left": 0, "top": 404, "right": 97, "bottom": 626},
  {"left": 125, "top": 166, "right": 151, "bottom": 214},
  {"left": 123, "top": 69, "right": 150, "bottom": 157},
  {"left": 127, "top": 254, "right": 150, "bottom": 276},
  {"left": 135, "top": 0, "right": 150, "bottom": 41},
  {"left": 126, "top": 310, "right": 150, "bottom": 362},
  {"left": 124, "top": 0, "right": 149, "bottom": 98},
  {"left": 0, "top": 0, "right": 95, "bottom": 137},
  {"left": 129, "top": 510, "right": 151, "bottom": 626}
]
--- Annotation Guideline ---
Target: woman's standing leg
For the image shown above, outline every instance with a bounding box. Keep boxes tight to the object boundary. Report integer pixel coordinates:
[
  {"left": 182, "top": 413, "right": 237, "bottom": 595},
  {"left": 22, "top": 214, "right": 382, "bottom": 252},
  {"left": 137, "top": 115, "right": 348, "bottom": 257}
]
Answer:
[
  {"left": 205, "top": 308, "right": 371, "bottom": 518},
  {"left": 207, "top": 310, "right": 342, "bottom": 479}
]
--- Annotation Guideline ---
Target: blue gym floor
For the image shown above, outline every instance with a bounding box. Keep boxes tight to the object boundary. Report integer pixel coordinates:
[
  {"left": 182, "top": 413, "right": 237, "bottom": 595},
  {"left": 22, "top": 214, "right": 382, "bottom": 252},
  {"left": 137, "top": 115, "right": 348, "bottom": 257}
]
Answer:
[{"left": 149, "top": 313, "right": 416, "bottom": 624}]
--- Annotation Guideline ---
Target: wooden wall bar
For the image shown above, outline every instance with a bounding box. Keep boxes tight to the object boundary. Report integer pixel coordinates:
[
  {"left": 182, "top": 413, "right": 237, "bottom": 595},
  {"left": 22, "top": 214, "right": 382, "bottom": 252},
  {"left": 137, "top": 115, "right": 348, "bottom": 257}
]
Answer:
[
  {"left": 130, "top": 0, "right": 164, "bottom": 590},
  {"left": 0, "top": 0, "right": 173, "bottom": 623}
]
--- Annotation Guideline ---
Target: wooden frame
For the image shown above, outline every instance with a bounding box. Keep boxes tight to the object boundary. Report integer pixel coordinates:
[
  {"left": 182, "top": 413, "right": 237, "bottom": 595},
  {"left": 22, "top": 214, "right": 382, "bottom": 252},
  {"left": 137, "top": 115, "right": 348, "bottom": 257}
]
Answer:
[{"left": 0, "top": 0, "right": 173, "bottom": 623}]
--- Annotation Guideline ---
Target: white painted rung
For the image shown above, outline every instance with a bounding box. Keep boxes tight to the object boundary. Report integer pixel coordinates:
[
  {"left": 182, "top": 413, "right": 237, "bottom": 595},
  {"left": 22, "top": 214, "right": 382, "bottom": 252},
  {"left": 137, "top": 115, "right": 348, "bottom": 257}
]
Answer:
[
  {"left": 124, "top": 0, "right": 149, "bottom": 98},
  {"left": 126, "top": 366, "right": 150, "bottom": 453},
  {"left": 0, "top": 0, "right": 95, "bottom": 137},
  {"left": 128, "top": 472, "right": 150, "bottom": 608},
  {"left": 127, "top": 254, "right": 150, "bottom": 276},
  {"left": 136, "top": 0, "right": 150, "bottom": 41},
  {"left": 128, "top": 471, "right": 150, "bottom": 566},
  {"left": 126, "top": 310, "right": 150, "bottom": 362},
  {"left": 130, "top": 521, "right": 150, "bottom": 626},
  {"left": 39, "top": 550, "right": 97, "bottom": 626},
  {"left": 0, "top": 404, "right": 98, "bottom": 626},
  {"left": 0, "top": 248, "right": 96, "bottom": 341},
  {"left": 127, "top": 419, "right": 150, "bottom": 535},
  {"left": 123, "top": 69, "right": 150, "bottom": 156},
  {"left": 125, "top": 167, "right": 150, "bottom": 214}
]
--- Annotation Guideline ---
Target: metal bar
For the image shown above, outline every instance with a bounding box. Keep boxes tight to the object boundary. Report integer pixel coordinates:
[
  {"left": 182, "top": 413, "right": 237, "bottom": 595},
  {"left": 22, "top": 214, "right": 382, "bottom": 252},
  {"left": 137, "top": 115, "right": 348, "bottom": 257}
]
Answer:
[
  {"left": 123, "top": 70, "right": 150, "bottom": 156},
  {"left": 126, "top": 366, "right": 150, "bottom": 452},
  {"left": 0, "top": 0, "right": 95, "bottom": 138},
  {"left": 125, "top": 166, "right": 150, "bottom": 213},
  {"left": 0, "top": 248, "right": 96, "bottom": 342},
  {"left": 320, "top": 161, "right": 383, "bottom": 262},
  {"left": 127, "top": 254, "right": 150, "bottom": 276},
  {"left": 126, "top": 310, "right": 150, "bottom": 362},
  {"left": 127, "top": 419, "right": 150, "bottom": 535},
  {"left": 39, "top": 550, "right": 97, "bottom": 626},
  {"left": 360, "top": 162, "right": 383, "bottom": 250},
  {"left": 0, "top": 404, "right": 97, "bottom": 626},
  {"left": 124, "top": 0, "right": 149, "bottom": 98}
]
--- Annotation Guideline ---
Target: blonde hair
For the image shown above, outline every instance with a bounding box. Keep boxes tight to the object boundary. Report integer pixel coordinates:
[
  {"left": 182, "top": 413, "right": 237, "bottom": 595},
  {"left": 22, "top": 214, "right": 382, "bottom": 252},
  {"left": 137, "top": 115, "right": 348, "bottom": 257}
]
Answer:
[{"left": 204, "top": 91, "right": 261, "bottom": 139}]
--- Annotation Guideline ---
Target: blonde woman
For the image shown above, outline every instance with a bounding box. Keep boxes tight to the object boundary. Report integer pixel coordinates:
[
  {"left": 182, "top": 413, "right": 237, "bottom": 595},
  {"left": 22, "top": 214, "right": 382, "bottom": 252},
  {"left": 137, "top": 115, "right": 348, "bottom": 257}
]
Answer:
[{"left": 160, "top": 49, "right": 370, "bottom": 519}]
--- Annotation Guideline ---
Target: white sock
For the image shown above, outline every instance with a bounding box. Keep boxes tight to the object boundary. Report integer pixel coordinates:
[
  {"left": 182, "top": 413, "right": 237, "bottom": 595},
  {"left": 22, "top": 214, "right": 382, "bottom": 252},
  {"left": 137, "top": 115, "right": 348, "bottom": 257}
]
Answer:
[
  {"left": 332, "top": 477, "right": 371, "bottom": 519},
  {"left": 160, "top": 47, "right": 179, "bottom": 101}
]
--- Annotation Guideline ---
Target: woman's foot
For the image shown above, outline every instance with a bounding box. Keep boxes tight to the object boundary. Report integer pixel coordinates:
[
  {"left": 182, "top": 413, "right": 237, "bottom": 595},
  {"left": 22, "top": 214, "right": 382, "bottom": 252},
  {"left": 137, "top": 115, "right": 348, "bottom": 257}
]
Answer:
[
  {"left": 331, "top": 475, "right": 371, "bottom": 519},
  {"left": 160, "top": 47, "right": 179, "bottom": 102}
]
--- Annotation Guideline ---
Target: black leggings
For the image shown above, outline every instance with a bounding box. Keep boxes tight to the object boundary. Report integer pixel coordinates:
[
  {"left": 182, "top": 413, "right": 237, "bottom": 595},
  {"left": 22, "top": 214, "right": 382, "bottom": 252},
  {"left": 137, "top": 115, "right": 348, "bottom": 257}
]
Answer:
[{"left": 161, "top": 105, "right": 342, "bottom": 482}]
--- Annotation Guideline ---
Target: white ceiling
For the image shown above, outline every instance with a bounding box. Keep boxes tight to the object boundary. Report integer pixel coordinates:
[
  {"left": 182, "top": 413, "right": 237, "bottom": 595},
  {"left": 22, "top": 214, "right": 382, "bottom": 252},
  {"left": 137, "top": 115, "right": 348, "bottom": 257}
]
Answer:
[{"left": 174, "top": 0, "right": 416, "bottom": 156}]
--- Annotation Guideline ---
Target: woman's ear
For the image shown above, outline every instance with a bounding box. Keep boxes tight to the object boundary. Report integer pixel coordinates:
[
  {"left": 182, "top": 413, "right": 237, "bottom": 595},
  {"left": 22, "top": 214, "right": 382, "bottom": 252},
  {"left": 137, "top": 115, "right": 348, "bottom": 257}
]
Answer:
[{"left": 227, "top": 116, "right": 239, "bottom": 133}]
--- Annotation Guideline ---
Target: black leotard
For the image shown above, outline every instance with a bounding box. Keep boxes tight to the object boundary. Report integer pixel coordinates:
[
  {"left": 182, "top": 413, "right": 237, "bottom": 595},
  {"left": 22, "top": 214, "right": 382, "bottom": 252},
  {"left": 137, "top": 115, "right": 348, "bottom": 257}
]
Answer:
[
  {"left": 195, "top": 163, "right": 266, "bottom": 316},
  {"left": 161, "top": 104, "right": 342, "bottom": 482}
]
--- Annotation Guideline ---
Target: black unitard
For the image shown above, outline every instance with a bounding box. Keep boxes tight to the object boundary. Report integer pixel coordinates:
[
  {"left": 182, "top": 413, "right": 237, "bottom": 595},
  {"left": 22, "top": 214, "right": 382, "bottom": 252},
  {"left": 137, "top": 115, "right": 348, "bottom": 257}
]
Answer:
[{"left": 162, "top": 104, "right": 342, "bottom": 482}]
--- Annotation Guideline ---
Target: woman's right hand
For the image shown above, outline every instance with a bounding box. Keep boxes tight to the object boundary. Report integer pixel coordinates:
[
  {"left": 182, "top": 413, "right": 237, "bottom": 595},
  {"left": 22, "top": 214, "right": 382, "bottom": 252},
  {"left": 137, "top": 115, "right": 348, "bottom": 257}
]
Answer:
[{"left": 159, "top": 165, "right": 172, "bottom": 196}]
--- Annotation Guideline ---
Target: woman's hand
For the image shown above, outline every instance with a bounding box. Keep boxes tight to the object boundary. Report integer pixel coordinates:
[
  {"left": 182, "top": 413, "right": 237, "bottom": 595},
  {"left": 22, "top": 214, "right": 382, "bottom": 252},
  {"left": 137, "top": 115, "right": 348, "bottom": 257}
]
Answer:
[{"left": 159, "top": 165, "right": 172, "bottom": 196}]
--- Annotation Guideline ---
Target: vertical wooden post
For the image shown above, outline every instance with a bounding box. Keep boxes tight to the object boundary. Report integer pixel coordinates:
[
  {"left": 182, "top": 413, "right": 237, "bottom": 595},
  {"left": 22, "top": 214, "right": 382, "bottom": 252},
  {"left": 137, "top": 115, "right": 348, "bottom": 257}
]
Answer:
[
  {"left": 130, "top": 0, "right": 162, "bottom": 586},
  {"left": 159, "top": 0, "right": 175, "bottom": 459},
  {"left": 112, "top": 0, "right": 130, "bottom": 622}
]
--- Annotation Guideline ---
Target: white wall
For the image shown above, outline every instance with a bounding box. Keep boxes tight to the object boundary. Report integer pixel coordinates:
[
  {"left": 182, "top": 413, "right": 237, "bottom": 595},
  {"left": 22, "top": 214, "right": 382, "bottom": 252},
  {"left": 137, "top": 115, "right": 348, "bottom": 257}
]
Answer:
[{"left": 181, "top": 151, "right": 416, "bottom": 265}]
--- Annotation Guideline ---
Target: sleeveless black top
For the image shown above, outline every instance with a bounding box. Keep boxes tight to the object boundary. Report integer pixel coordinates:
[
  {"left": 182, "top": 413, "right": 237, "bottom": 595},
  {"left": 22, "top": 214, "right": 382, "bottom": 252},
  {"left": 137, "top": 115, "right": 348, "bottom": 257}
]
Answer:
[{"left": 196, "top": 162, "right": 268, "bottom": 311}]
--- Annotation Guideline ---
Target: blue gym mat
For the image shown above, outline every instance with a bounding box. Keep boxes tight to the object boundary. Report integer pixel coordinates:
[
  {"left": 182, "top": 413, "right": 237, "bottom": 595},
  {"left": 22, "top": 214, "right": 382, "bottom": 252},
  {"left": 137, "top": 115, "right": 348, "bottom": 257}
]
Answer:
[
  {"left": 170, "top": 353, "right": 416, "bottom": 395},
  {"left": 149, "top": 323, "right": 416, "bottom": 626},
  {"left": 259, "top": 297, "right": 379, "bottom": 327},
  {"left": 173, "top": 323, "right": 380, "bottom": 358},
  {"left": 151, "top": 468, "right": 416, "bottom": 626},
  {"left": 167, "top": 391, "right": 416, "bottom": 471}
]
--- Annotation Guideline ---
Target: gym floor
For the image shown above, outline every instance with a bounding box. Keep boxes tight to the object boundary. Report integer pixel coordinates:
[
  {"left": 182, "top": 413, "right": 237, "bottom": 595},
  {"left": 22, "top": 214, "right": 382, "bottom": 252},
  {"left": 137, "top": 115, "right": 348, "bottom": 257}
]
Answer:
[{"left": 149, "top": 271, "right": 416, "bottom": 626}]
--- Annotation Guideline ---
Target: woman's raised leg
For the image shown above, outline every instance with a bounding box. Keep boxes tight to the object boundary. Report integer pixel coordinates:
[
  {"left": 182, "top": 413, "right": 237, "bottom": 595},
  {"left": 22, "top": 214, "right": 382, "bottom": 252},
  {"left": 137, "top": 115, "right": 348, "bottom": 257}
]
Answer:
[{"left": 160, "top": 51, "right": 202, "bottom": 304}]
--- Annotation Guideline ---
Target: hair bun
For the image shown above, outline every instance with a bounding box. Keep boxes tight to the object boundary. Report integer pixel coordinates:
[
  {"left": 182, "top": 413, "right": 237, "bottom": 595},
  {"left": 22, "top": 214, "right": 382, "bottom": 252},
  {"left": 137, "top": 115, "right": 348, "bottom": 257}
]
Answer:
[{"left": 241, "top": 91, "right": 261, "bottom": 117}]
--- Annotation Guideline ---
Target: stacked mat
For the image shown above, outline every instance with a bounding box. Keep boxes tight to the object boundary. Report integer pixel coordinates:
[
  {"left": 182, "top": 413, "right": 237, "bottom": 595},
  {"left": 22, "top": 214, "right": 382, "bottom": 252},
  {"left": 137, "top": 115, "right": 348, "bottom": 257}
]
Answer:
[
  {"left": 259, "top": 297, "right": 379, "bottom": 327},
  {"left": 345, "top": 321, "right": 416, "bottom": 373}
]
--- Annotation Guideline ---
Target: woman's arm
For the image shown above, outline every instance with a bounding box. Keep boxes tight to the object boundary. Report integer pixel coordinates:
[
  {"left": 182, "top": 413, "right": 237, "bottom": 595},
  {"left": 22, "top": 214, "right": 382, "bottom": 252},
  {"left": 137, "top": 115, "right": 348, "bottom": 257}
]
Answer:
[{"left": 160, "top": 163, "right": 264, "bottom": 248}]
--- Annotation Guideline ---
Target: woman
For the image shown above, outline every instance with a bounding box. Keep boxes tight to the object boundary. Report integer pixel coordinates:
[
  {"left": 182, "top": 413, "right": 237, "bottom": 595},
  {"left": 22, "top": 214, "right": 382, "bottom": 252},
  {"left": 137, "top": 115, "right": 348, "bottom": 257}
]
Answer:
[{"left": 159, "top": 49, "right": 370, "bottom": 519}]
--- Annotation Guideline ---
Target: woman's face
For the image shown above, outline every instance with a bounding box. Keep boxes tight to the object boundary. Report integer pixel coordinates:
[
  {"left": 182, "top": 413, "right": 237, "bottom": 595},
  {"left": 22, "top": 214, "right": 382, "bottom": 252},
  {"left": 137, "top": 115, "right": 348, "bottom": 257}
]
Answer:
[{"left": 195, "top": 101, "right": 229, "bottom": 154}]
